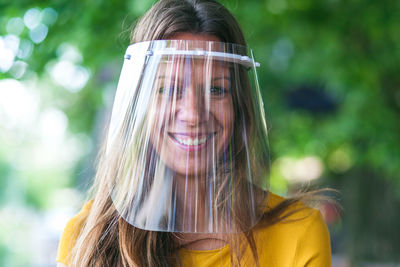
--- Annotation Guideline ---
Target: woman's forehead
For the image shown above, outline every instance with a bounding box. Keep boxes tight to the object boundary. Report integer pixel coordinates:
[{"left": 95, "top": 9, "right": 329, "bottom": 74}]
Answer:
[{"left": 157, "top": 57, "right": 232, "bottom": 76}]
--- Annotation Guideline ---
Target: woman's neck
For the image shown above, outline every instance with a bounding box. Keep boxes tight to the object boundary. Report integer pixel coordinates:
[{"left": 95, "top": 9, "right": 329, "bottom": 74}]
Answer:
[
  {"left": 174, "top": 173, "right": 209, "bottom": 230},
  {"left": 173, "top": 173, "right": 230, "bottom": 250}
]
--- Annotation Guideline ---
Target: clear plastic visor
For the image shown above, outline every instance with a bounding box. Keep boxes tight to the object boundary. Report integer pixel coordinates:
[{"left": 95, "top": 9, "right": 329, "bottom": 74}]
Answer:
[{"left": 106, "top": 40, "right": 270, "bottom": 233}]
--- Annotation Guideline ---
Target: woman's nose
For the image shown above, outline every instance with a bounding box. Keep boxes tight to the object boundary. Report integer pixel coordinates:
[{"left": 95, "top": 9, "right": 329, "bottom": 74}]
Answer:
[{"left": 177, "top": 87, "right": 208, "bottom": 124}]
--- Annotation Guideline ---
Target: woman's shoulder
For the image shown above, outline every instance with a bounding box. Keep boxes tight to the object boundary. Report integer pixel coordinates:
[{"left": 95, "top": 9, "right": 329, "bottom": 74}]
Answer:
[
  {"left": 256, "top": 192, "right": 332, "bottom": 266},
  {"left": 263, "top": 192, "right": 330, "bottom": 240},
  {"left": 56, "top": 200, "right": 93, "bottom": 265},
  {"left": 62, "top": 200, "right": 93, "bottom": 233},
  {"left": 266, "top": 191, "right": 324, "bottom": 221}
]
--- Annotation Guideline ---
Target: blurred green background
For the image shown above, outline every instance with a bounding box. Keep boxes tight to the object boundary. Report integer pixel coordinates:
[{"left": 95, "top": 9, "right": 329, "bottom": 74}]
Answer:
[{"left": 1, "top": 0, "right": 399, "bottom": 266}]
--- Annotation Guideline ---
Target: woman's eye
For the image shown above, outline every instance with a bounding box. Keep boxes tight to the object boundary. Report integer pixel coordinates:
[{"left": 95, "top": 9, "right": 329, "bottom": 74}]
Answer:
[
  {"left": 158, "top": 87, "right": 172, "bottom": 95},
  {"left": 158, "top": 86, "right": 183, "bottom": 96},
  {"left": 209, "top": 87, "right": 228, "bottom": 96}
]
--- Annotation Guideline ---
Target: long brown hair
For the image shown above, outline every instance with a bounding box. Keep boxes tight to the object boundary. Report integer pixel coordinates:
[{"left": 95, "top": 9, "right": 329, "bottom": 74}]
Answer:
[{"left": 69, "top": 1, "right": 328, "bottom": 266}]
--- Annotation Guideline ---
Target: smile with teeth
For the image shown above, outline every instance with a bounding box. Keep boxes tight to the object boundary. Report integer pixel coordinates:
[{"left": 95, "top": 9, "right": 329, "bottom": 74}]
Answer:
[{"left": 170, "top": 134, "right": 212, "bottom": 146}]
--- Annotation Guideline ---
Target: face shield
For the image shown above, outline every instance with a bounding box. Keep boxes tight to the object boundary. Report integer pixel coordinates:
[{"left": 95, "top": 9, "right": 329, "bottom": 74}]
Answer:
[{"left": 105, "top": 40, "right": 270, "bottom": 233}]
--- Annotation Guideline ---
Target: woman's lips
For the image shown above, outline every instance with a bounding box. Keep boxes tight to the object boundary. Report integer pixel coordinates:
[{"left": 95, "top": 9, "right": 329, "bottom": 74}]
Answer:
[{"left": 168, "top": 132, "right": 215, "bottom": 150}]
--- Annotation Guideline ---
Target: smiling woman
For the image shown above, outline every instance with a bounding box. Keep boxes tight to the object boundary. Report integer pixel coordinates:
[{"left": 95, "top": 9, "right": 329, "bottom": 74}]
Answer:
[
  {"left": 56, "top": 0, "right": 331, "bottom": 266},
  {"left": 151, "top": 49, "right": 235, "bottom": 178},
  {"left": 105, "top": 36, "right": 266, "bottom": 234},
  {"left": 150, "top": 34, "right": 234, "bottom": 174}
]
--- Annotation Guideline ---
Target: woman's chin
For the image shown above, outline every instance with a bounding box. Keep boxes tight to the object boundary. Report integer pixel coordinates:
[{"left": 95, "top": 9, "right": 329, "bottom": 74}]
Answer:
[{"left": 170, "top": 164, "right": 209, "bottom": 179}]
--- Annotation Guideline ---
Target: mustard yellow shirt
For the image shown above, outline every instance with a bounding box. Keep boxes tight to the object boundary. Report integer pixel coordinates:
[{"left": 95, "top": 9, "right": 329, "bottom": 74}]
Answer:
[{"left": 56, "top": 193, "right": 332, "bottom": 266}]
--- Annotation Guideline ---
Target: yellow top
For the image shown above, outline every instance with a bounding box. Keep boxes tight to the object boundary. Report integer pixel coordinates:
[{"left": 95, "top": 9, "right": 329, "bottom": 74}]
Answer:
[{"left": 56, "top": 193, "right": 331, "bottom": 266}]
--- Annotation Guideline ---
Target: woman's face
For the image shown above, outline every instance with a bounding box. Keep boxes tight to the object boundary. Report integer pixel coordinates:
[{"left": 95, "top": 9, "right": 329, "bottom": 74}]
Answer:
[{"left": 148, "top": 33, "right": 235, "bottom": 177}]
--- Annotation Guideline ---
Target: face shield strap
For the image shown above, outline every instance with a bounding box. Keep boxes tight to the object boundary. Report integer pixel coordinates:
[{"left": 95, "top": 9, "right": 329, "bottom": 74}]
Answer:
[{"left": 125, "top": 47, "right": 261, "bottom": 69}]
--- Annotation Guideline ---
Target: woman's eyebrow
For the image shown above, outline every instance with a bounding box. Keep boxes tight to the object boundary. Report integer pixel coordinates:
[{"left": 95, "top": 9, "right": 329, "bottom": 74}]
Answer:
[
  {"left": 156, "top": 75, "right": 175, "bottom": 80},
  {"left": 212, "top": 77, "right": 231, "bottom": 82},
  {"left": 156, "top": 76, "right": 230, "bottom": 83}
]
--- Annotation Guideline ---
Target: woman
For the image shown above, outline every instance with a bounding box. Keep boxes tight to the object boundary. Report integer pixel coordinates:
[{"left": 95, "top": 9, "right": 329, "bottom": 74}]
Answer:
[{"left": 57, "top": 0, "right": 331, "bottom": 266}]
